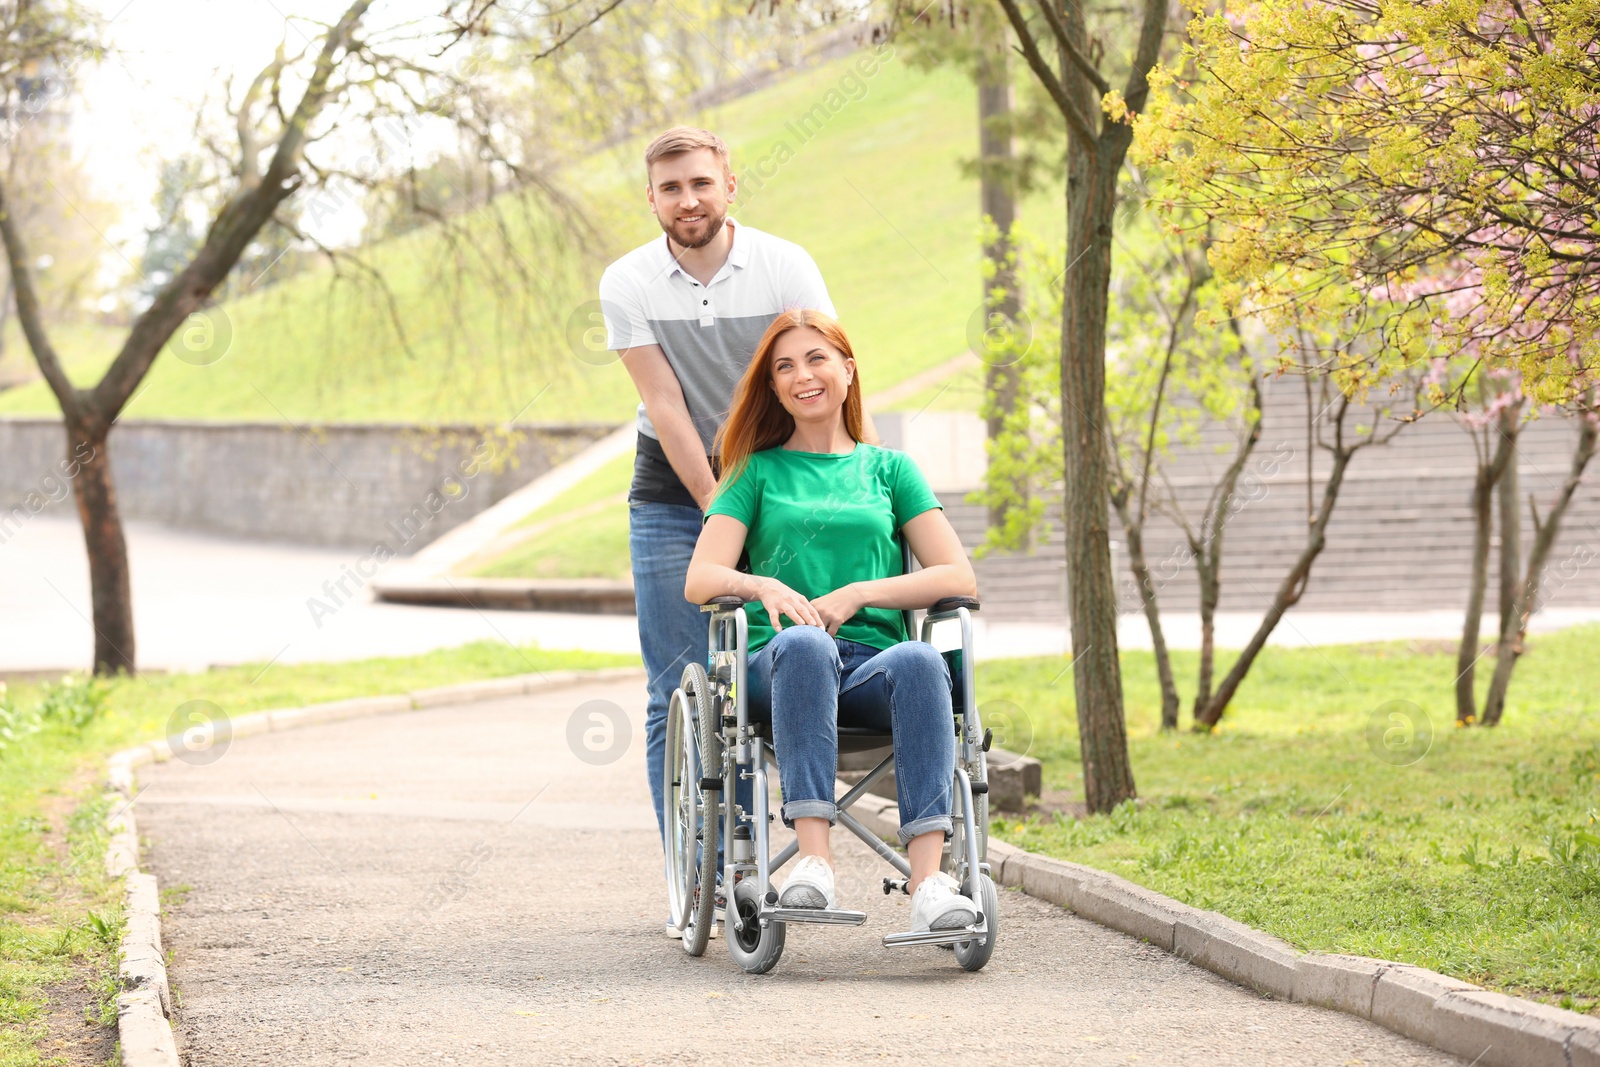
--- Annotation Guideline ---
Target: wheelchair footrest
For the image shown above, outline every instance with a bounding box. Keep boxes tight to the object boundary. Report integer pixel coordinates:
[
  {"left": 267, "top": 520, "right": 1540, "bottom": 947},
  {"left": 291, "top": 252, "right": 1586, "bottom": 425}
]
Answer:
[
  {"left": 765, "top": 906, "right": 868, "bottom": 926},
  {"left": 882, "top": 923, "right": 987, "bottom": 948}
]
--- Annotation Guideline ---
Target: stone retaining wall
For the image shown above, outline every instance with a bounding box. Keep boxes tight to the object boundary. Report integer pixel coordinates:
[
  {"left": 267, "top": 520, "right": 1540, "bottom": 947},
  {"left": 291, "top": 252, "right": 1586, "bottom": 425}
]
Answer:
[{"left": 0, "top": 417, "right": 614, "bottom": 550}]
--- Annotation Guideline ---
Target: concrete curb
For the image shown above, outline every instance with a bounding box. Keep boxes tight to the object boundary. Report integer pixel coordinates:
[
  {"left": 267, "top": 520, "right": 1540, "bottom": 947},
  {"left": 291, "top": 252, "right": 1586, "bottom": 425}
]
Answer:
[
  {"left": 842, "top": 788, "right": 1600, "bottom": 1067},
  {"left": 104, "top": 664, "right": 645, "bottom": 1066},
  {"left": 371, "top": 577, "right": 638, "bottom": 615}
]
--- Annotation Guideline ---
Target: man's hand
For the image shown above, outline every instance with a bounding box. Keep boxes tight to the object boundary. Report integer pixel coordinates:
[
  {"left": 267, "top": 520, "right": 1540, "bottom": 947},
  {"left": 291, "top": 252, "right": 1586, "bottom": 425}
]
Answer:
[
  {"left": 755, "top": 577, "right": 823, "bottom": 633},
  {"left": 811, "top": 584, "right": 865, "bottom": 637}
]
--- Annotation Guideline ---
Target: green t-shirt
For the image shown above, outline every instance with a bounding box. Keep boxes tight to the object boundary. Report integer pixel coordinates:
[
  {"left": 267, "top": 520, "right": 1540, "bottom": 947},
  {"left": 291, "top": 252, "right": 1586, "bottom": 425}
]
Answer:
[{"left": 703, "top": 443, "right": 943, "bottom": 654}]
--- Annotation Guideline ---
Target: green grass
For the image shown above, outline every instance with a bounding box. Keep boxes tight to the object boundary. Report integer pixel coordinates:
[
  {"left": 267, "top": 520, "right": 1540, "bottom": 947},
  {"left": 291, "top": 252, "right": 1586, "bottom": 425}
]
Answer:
[
  {"left": 0, "top": 641, "right": 637, "bottom": 1065},
  {"left": 980, "top": 625, "right": 1600, "bottom": 1009},
  {"left": 0, "top": 53, "right": 1062, "bottom": 427},
  {"left": 882, "top": 361, "right": 987, "bottom": 413},
  {"left": 468, "top": 444, "right": 635, "bottom": 580},
  {"left": 510, "top": 448, "right": 636, "bottom": 531},
  {"left": 0, "top": 319, "right": 128, "bottom": 398},
  {"left": 472, "top": 505, "right": 631, "bottom": 580}
]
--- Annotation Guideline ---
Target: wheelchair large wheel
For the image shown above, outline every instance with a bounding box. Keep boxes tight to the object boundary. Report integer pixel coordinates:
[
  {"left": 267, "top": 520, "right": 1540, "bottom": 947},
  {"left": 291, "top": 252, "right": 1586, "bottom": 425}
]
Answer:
[
  {"left": 953, "top": 871, "right": 999, "bottom": 972},
  {"left": 663, "top": 664, "right": 718, "bottom": 957},
  {"left": 725, "top": 878, "right": 785, "bottom": 975}
]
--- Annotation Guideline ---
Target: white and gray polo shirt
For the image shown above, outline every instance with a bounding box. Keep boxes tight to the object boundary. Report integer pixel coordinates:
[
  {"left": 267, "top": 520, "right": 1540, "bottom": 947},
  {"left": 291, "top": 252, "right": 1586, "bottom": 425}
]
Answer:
[{"left": 599, "top": 218, "right": 835, "bottom": 506}]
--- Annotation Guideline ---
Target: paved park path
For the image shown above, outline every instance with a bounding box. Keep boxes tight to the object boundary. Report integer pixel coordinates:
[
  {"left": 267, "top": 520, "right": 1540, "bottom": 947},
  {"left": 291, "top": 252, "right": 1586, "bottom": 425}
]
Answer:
[
  {"left": 11, "top": 515, "right": 1597, "bottom": 676},
  {"left": 135, "top": 674, "right": 1465, "bottom": 1066}
]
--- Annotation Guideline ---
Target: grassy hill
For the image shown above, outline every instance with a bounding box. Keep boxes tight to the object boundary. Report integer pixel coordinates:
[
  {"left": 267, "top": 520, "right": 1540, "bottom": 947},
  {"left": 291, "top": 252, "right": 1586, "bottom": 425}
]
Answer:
[
  {"left": 467, "top": 448, "right": 635, "bottom": 580},
  {"left": 0, "top": 50, "right": 1063, "bottom": 425}
]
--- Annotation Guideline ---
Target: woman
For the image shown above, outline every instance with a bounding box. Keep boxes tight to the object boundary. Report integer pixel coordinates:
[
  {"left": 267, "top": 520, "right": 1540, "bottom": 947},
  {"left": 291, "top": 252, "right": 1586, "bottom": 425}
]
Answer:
[{"left": 684, "top": 308, "right": 980, "bottom": 934}]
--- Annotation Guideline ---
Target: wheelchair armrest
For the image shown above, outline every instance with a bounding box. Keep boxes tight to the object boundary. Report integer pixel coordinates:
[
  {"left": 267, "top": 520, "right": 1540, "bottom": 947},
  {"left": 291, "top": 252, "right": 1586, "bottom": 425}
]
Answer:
[
  {"left": 700, "top": 595, "right": 745, "bottom": 612},
  {"left": 928, "top": 596, "right": 980, "bottom": 613}
]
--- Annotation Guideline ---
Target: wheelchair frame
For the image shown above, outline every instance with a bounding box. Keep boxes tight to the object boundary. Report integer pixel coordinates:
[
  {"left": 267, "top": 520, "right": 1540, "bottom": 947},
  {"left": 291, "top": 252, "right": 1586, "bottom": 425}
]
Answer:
[{"left": 664, "top": 592, "right": 998, "bottom": 974}]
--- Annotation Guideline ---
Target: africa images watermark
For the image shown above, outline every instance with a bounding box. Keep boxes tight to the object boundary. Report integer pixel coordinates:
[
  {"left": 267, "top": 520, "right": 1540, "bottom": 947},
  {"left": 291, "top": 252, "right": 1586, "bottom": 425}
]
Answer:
[
  {"left": 734, "top": 41, "right": 896, "bottom": 209},
  {"left": 0, "top": 442, "right": 97, "bottom": 546},
  {"left": 304, "top": 436, "right": 504, "bottom": 627}
]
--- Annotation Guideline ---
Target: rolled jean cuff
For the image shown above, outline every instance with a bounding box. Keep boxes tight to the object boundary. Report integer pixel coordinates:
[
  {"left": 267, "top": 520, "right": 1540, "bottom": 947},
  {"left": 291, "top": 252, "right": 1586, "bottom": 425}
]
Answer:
[
  {"left": 897, "top": 814, "right": 953, "bottom": 847},
  {"left": 780, "top": 799, "right": 837, "bottom": 827}
]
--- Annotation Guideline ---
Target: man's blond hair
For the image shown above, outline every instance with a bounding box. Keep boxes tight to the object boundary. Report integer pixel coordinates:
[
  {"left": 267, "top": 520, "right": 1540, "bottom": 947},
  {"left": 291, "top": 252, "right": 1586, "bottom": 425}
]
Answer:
[{"left": 644, "top": 126, "right": 731, "bottom": 179}]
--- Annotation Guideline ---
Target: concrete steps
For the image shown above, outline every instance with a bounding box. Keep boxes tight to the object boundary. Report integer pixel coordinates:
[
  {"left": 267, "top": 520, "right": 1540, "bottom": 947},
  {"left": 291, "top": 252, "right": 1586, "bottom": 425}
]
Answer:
[{"left": 884, "top": 382, "right": 1600, "bottom": 621}]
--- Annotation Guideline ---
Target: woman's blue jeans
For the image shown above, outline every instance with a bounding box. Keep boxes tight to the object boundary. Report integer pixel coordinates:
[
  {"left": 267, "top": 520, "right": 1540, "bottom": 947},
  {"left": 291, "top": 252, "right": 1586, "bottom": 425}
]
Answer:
[{"left": 747, "top": 625, "right": 955, "bottom": 846}]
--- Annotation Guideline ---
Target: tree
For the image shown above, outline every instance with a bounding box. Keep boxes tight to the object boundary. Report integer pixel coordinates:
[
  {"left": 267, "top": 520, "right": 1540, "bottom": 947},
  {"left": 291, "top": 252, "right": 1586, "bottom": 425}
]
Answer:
[
  {"left": 986, "top": 0, "right": 1170, "bottom": 811},
  {"left": 1190, "top": 350, "right": 1412, "bottom": 731},
  {"left": 0, "top": 4, "right": 114, "bottom": 357},
  {"left": 878, "top": 2, "right": 1063, "bottom": 539},
  {"left": 986, "top": 219, "right": 1411, "bottom": 733},
  {"left": 1135, "top": 0, "right": 1598, "bottom": 408},
  {"left": 975, "top": 13, "right": 1024, "bottom": 531},
  {"left": 1102, "top": 206, "right": 1263, "bottom": 731},
  {"left": 1135, "top": 0, "right": 1599, "bottom": 726},
  {"left": 1480, "top": 392, "right": 1596, "bottom": 726},
  {"left": 1, "top": 0, "right": 628, "bottom": 675},
  {"left": 1, "top": 2, "right": 383, "bottom": 675},
  {"left": 1452, "top": 368, "right": 1522, "bottom": 725}
]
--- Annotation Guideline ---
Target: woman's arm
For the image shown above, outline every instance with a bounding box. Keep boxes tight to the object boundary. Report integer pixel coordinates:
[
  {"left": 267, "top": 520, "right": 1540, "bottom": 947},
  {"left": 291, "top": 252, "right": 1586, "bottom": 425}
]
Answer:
[
  {"left": 685, "top": 514, "right": 824, "bottom": 630},
  {"left": 810, "top": 508, "right": 977, "bottom": 634}
]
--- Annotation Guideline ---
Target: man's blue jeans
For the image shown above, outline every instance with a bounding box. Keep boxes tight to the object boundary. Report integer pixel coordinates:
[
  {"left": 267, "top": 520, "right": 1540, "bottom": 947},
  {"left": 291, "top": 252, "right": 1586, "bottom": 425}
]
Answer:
[
  {"left": 628, "top": 499, "right": 752, "bottom": 847},
  {"left": 747, "top": 626, "right": 955, "bottom": 847}
]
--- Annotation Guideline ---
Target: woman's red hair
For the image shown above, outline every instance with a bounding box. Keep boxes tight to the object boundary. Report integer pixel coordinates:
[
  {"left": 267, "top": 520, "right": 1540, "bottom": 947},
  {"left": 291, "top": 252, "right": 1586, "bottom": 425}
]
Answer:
[{"left": 713, "top": 308, "right": 864, "bottom": 491}]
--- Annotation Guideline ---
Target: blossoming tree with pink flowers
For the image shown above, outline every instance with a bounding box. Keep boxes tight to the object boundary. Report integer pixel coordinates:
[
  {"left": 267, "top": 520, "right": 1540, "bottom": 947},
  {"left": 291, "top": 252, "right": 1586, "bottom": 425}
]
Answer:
[{"left": 1132, "top": 0, "right": 1598, "bottom": 726}]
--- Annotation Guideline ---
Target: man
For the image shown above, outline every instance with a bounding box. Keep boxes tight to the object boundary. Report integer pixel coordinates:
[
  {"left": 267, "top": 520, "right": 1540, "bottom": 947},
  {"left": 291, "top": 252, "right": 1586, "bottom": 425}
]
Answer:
[{"left": 599, "top": 127, "right": 868, "bottom": 932}]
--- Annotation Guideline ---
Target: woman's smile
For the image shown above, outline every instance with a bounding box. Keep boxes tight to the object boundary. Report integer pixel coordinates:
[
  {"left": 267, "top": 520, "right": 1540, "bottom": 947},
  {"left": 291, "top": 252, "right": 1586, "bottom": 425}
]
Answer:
[{"left": 770, "top": 327, "right": 853, "bottom": 422}]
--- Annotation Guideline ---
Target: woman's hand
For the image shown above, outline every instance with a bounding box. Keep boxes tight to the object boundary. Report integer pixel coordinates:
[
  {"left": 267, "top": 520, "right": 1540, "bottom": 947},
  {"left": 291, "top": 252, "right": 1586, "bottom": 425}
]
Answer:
[
  {"left": 755, "top": 577, "right": 823, "bottom": 632},
  {"left": 811, "top": 583, "right": 865, "bottom": 637}
]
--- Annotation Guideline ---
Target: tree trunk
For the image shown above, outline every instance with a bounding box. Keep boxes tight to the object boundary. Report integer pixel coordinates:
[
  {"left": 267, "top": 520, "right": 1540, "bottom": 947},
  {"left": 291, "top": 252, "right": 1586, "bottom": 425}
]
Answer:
[
  {"left": 1061, "top": 146, "right": 1136, "bottom": 811},
  {"left": 1192, "top": 541, "right": 1218, "bottom": 715},
  {"left": 1112, "top": 491, "right": 1179, "bottom": 729},
  {"left": 0, "top": 273, "right": 12, "bottom": 360},
  {"left": 1456, "top": 420, "right": 1514, "bottom": 724},
  {"left": 67, "top": 421, "right": 135, "bottom": 675},
  {"left": 1495, "top": 402, "right": 1522, "bottom": 645},
  {"left": 1480, "top": 412, "right": 1597, "bottom": 726},
  {"left": 1190, "top": 376, "right": 1262, "bottom": 726},
  {"left": 977, "top": 24, "right": 1020, "bottom": 537},
  {"left": 1194, "top": 399, "right": 1359, "bottom": 730},
  {"left": 992, "top": 0, "right": 1167, "bottom": 810}
]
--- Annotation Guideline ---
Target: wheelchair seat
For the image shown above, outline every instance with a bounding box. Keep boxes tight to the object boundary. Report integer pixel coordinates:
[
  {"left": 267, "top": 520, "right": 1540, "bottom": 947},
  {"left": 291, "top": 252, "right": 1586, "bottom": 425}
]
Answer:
[{"left": 747, "top": 720, "right": 894, "bottom": 755}]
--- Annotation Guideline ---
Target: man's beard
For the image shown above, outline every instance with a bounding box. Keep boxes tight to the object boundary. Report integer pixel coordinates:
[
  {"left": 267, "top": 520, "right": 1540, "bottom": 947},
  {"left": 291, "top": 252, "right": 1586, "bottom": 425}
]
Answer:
[{"left": 661, "top": 209, "right": 727, "bottom": 250}]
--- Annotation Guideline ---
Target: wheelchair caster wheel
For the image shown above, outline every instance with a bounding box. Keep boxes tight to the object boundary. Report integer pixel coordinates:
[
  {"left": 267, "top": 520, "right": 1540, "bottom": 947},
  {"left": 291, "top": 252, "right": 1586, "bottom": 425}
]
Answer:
[
  {"left": 953, "top": 872, "right": 999, "bottom": 972},
  {"left": 726, "top": 879, "right": 785, "bottom": 975}
]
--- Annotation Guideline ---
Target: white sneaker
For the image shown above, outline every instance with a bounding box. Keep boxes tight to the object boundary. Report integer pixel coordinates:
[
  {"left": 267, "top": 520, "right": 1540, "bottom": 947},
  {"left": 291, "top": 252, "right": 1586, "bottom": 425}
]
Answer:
[
  {"left": 909, "top": 872, "right": 980, "bottom": 932},
  {"left": 778, "top": 855, "right": 837, "bottom": 909}
]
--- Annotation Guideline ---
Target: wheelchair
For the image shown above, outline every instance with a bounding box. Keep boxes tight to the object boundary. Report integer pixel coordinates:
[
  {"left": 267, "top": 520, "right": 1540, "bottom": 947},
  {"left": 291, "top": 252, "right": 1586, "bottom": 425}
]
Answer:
[{"left": 662, "top": 575, "right": 997, "bottom": 974}]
